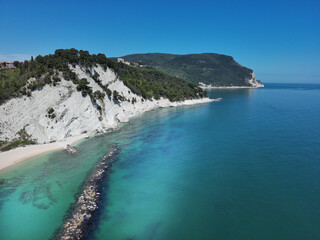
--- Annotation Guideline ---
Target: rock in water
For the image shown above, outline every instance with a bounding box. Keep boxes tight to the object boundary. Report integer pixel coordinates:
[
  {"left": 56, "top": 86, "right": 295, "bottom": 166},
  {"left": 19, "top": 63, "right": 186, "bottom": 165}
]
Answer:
[
  {"left": 54, "top": 145, "right": 119, "bottom": 240},
  {"left": 66, "top": 144, "right": 77, "bottom": 154}
]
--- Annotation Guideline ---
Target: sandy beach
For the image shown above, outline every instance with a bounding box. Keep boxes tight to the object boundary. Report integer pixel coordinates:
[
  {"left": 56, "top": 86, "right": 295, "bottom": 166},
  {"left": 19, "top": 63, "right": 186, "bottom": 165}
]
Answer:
[
  {"left": 0, "top": 134, "right": 87, "bottom": 171},
  {"left": 0, "top": 98, "right": 217, "bottom": 172}
]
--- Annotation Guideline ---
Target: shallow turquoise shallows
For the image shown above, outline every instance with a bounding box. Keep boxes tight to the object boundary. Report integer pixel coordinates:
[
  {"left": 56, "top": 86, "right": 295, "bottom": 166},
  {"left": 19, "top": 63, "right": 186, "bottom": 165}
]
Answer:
[{"left": 0, "top": 83, "right": 320, "bottom": 240}]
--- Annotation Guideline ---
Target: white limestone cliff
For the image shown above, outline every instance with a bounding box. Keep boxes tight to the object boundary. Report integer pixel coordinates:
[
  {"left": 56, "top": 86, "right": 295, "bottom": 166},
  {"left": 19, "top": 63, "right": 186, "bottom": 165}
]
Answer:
[
  {"left": 0, "top": 65, "right": 214, "bottom": 144},
  {"left": 247, "top": 72, "right": 264, "bottom": 88}
]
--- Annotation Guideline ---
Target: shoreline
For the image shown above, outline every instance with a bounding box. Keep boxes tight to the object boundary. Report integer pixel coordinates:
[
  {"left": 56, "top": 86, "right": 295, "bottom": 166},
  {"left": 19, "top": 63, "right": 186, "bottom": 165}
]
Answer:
[
  {"left": 200, "top": 85, "right": 264, "bottom": 89},
  {"left": 0, "top": 98, "right": 217, "bottom": 172},
  {"left": 0, "top": 134, "right": 87, "bottom": 172}
]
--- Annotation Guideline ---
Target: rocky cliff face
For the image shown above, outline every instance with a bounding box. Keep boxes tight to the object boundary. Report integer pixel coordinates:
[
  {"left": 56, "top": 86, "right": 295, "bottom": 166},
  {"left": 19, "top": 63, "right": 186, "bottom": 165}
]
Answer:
[
  {"left": 199, "top": 72, "right": 264, "bottom": 89},
  {"left": 246, "top": 72, "right": 264, "bottom": 88},
  {"left": 0, "top": 64, "right": 212, "bottom": 144}
]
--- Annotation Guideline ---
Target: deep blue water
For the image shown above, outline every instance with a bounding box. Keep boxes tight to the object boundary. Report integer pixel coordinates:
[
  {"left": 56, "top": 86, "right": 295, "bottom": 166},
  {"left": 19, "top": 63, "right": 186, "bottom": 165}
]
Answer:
[{"left": 0, "top": 83, "right": 320, "bottom": 240}]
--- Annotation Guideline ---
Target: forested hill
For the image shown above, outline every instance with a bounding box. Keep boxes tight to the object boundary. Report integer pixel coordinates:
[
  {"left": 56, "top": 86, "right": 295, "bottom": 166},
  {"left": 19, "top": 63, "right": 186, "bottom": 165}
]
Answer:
[
  {"left": 0, "top": 49, "right": 207, "bottom": 105},
  {"left": 120, "top": 53, "right": 260, "bottom": 87},
  {"left": 0, "top": 49, "right": 212, "bottom": 148}
]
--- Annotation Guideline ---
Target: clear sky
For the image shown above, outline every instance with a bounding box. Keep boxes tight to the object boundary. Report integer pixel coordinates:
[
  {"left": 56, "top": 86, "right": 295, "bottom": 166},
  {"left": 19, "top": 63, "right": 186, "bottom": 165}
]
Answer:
[{"left": 1, "top": 0, "right": 319, "bottom": 83}]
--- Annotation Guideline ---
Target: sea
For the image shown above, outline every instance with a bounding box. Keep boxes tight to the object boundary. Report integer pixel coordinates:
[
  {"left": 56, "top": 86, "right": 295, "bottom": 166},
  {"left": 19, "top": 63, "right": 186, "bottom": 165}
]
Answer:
[{"left": 0, "top": 83, "right": 319, "bottom": 240}]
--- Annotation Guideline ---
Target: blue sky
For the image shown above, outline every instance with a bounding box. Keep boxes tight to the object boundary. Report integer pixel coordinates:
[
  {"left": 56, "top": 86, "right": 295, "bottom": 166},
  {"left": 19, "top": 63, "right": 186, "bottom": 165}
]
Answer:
[{"left": 1, "top": 0, "right": 319, "bottom": 83}]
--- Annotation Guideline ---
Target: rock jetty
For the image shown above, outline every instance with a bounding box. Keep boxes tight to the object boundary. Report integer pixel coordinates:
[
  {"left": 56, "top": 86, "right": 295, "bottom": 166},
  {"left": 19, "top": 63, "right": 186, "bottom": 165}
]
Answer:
[{"left": 55, "top": 145, "right": 119, "bottom": 240}]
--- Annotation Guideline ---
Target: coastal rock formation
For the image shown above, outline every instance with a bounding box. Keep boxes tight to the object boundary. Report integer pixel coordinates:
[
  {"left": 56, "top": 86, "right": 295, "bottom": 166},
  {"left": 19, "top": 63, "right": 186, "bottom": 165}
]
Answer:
[
  {"left": 55, "top": 145, "right": 119, "bottom": 240},
  {"left": 66, "top": 144, "right": 77, "bottom": 154},
  {"left": 199, "top": 73, "right": 264, "bottom": 89},
  {"left": 247, "top": 72, "right": 264, "bottom": 88},
  {"left": 0, "top": 64, "right": 213, "bottom": 144}
]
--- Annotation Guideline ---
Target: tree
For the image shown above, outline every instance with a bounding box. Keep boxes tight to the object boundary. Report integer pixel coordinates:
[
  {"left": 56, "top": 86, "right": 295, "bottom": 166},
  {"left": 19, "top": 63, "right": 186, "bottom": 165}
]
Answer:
[
  {"left": 105, "top": 87, "right": 112, "bottom": 97},
  {"left": 76, "top": 78, "right": 90, "bottom": 91},
  {"left": 113, "top": 90, "right": 119, "bottom": 100},
  {"left": 13, "top": 61, "right": 20, "bottom": 68},
  {"left": 93, "top": 90, "right": 105, "bottom": 100},
  {"left": 44, "top": 75, "right": 51, "bottom": 84},
  {"left": 96, "top": 53, "right": 107, "bottom": 64}
]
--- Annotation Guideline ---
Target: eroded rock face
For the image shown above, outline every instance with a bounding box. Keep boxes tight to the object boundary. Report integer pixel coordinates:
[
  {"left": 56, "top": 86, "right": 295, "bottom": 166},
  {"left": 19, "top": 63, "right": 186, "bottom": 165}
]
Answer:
[
  {"left": 55, "top": 145, "right": 119, "bottom": 240},
  {"left": 246, "top": 72, "right": 264, "bottom": 88},
  {"left": 0, "top": 64, "right": 213, "bottom": 144}
]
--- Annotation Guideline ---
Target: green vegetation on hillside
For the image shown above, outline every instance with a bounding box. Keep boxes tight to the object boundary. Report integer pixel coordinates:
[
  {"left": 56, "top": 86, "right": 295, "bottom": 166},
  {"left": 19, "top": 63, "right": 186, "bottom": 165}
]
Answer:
[
  {"left": 107, "top": 62, "right": 207, "bottom": 101},
  {"left": 0, "top": 68, "right": 27, "bottom": 103},
  {"left": 121, "top": 53, "right": 254, "bottom": 86},
  {"left": 0, "top": 128, "right": 36, "bottom": 152},
  {"left": 0, "top": 49, "right": 207, "bottom": 105}
]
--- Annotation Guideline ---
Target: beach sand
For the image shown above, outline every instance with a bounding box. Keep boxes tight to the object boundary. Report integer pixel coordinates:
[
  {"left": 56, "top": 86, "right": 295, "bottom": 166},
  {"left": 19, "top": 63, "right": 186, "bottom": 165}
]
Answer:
[
  {"left": 0, "top": 134, "right": 87, "bottom": 171},
  {"left": 0, "top": 98, "right": 217, "bottom": 172}
]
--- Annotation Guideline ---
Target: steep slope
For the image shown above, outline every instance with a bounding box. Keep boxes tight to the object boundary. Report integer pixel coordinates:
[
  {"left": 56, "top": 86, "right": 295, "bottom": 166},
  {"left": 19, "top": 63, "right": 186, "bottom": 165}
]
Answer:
[
  {"left": 120, "top": 53, "right": 264, "bottom": 87},
  {"left": 0, "top": 49, "right": 212, "bottom": 146}
]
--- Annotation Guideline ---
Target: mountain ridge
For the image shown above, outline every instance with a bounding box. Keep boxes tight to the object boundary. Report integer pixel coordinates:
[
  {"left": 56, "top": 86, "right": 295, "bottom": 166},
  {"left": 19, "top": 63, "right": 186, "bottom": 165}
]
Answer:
[{"left": 119, "top": 53, "right": 263, "bottom": 87}]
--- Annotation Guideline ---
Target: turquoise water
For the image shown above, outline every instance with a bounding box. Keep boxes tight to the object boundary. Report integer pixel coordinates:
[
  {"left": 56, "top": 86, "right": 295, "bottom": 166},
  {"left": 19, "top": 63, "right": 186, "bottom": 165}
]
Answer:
[{"left": 0, "top": 83, "right": 320, "bottom": 239}]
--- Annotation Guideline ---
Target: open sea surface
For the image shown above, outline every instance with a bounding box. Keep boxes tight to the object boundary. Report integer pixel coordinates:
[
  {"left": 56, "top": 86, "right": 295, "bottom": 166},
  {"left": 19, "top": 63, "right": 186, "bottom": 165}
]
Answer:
[{"left": 0, "top": 83, "right": 319, "bottom": 240}]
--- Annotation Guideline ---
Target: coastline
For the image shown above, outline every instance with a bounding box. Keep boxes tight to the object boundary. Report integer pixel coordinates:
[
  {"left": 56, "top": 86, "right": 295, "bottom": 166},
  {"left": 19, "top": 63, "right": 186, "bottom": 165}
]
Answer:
[
  {"left": 198, "top": 80, "right": 264, "bottom": 89},
  {"left": 0, "top": 97, "right": 217, "bottom": 172},
  {"left": 0, "top": 134, "right": 87, "bottom": 172},
  {"left": 200, "top": 85, "right": 264, "bottom": 89}
]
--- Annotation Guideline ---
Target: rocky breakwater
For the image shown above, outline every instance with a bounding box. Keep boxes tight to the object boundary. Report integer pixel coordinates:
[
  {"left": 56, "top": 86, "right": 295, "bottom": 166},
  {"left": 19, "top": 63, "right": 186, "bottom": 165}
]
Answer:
[{"left": 55, "top": 145, "right": 119, "bottom": 240}]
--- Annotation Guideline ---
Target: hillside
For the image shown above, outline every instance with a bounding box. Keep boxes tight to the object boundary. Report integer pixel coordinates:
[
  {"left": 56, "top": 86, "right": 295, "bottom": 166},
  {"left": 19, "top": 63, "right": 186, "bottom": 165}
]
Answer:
[
  {"left": 120, "top": 53, "right": 263, "bottom": 87},
  {"left": 0, "top": 49, "right": 212, "bottom": 149},
  {"left": 0, "top": 49, "right": 207, "bottom": 105}
]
